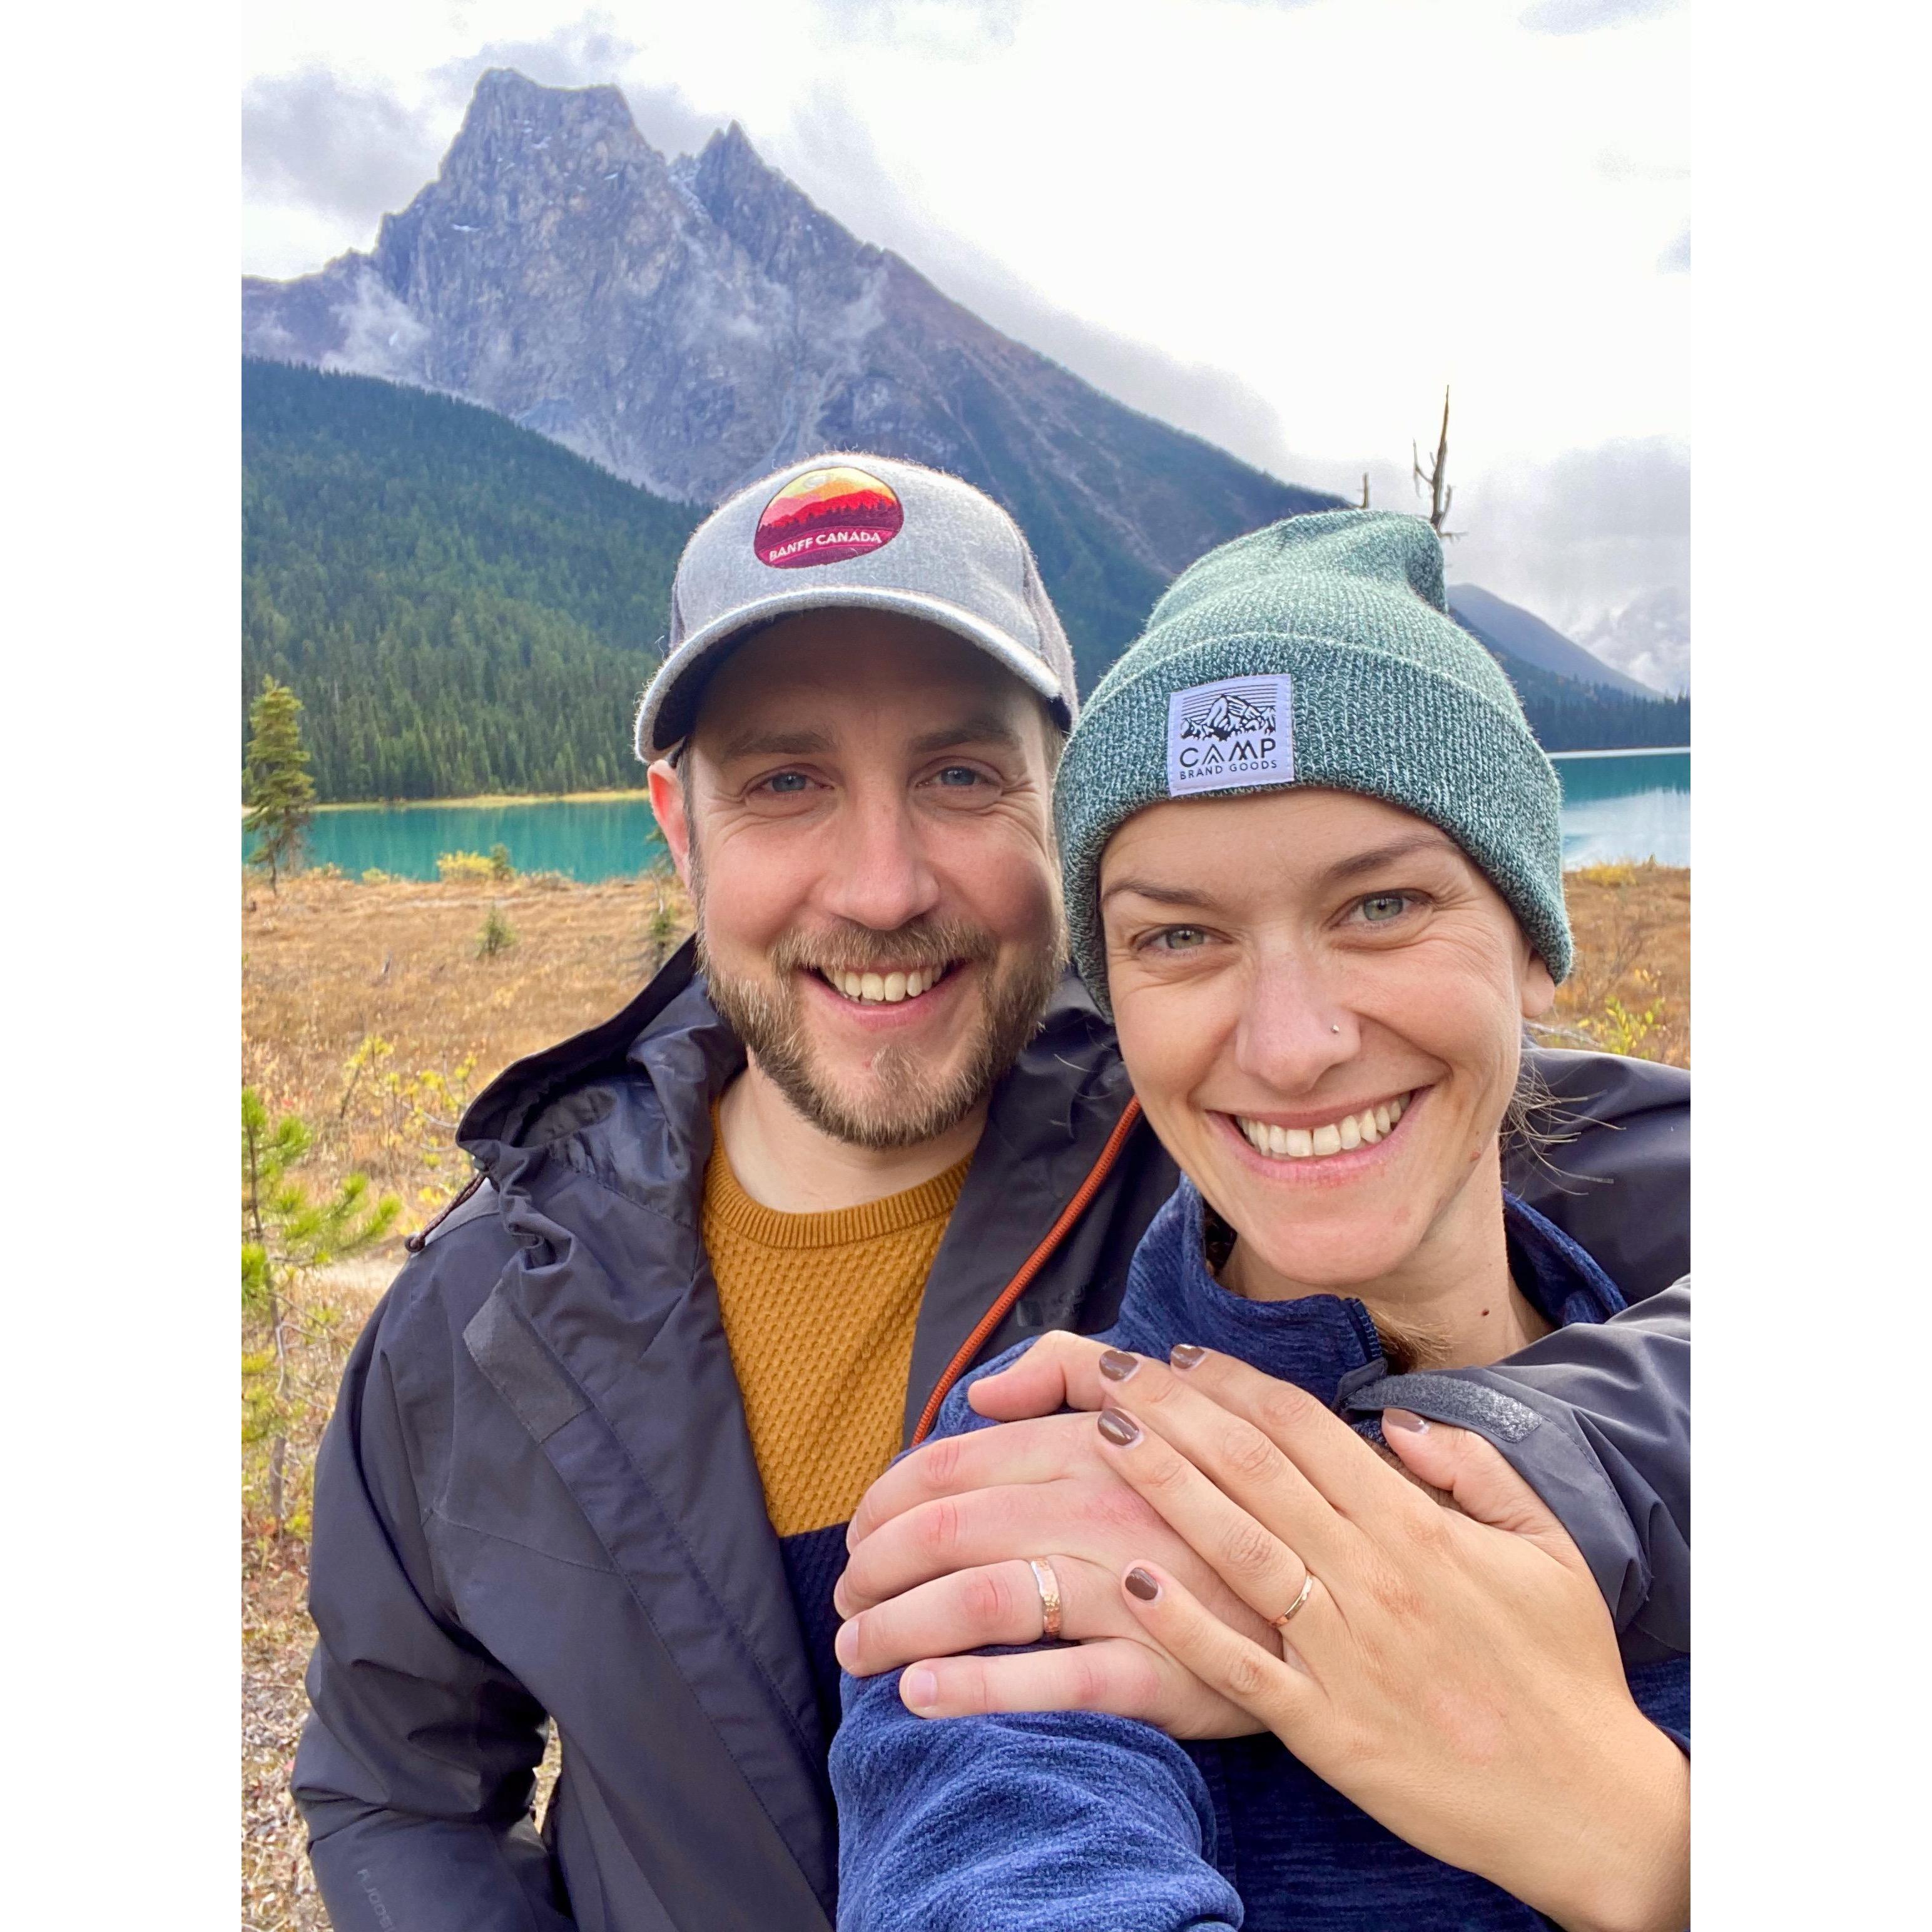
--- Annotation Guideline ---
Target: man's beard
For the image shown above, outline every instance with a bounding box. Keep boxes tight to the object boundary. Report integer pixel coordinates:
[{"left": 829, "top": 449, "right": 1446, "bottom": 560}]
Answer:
[{"left": 693, "top": 883, "right": 1065, "bottom": 1152}]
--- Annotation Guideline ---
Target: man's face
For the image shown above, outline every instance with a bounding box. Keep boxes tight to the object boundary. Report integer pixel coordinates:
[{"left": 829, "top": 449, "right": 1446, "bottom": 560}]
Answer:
[{"left": 649, "top": 610, "right": 1066, "bottom": 1149}]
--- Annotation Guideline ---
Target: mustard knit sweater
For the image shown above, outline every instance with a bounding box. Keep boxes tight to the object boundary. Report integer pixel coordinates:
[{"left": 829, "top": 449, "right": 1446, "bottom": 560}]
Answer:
[{"left": 703, "top": 1127, "right": 972, "bottom": 1540}]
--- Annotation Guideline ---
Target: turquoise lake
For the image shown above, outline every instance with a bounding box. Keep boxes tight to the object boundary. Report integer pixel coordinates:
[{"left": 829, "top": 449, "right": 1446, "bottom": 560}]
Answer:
[{"left": 271, "top": 748, "right": 1689, "bottom": 882}]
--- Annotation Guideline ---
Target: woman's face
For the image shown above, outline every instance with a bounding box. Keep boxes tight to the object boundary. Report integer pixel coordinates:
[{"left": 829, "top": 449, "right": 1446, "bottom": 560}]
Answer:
[{"left": 1100, "top": 788, "right": 1556, "bottom": 1293}]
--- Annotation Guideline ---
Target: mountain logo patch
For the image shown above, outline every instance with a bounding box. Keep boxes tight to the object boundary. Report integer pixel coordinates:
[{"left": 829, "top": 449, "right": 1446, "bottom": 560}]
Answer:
[
  {"left": 1167, "top": 676, "right": 1294, "bottom": 797},
  {"left": 754, "top": 466, "right": 905, "bottom": 568}
]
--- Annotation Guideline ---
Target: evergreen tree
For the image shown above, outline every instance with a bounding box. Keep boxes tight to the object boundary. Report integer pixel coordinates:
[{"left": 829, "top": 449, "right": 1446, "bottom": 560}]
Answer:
[{"left": 243, "top": 676, "right": 317, "bottom": 892}]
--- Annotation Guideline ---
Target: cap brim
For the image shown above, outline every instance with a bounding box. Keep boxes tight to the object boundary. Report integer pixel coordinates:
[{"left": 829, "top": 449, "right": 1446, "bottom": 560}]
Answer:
[{"left": 634, "top": 586, "right": 1070, "bottom": 760}]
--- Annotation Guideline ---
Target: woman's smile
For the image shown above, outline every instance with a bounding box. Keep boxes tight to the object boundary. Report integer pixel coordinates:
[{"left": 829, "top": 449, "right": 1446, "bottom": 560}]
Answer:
[{"left": 1227, "top": 1088, "right": 1416, "bottom": 1161}]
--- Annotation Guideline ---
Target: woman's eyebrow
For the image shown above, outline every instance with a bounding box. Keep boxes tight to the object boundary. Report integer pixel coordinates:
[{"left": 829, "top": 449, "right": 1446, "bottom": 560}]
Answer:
[
  {"left": 1099, "top": 878, "right": 1222, "bottom": 910},
  {"left": 1102, "top": 832, "right": 1458, "bottom": 910},
  {"left": 1321, "top": 831, "right": 1458, "bottom": 885}
]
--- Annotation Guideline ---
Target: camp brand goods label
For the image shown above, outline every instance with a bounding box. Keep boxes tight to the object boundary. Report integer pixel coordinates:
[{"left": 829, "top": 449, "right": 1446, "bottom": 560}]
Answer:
[{"left": 1166, "top": 676, "right": 1294, "bottom": 796}]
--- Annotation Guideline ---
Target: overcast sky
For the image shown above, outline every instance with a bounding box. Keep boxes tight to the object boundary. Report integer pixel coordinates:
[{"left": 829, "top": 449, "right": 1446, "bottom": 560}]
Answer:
[{"left": 242, "top": 0, "right": 1690, "bottom": 633}]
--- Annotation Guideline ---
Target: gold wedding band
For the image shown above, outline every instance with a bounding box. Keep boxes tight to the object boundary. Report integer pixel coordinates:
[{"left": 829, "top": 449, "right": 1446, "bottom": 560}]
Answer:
[
  {"left": 1270, "top": 1572, "right": 1315, "bottom": 1634},
  {"left": 1027, "top": 1557, "right": 1064, "bottom": 1641}
]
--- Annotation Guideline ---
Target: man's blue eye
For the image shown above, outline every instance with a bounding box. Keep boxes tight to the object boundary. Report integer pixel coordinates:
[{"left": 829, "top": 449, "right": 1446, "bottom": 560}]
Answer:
[
  {"left": 935, "top": 766, "right": 982, "bottom": 787},
  {"left": 766, "top": 773, "right": 811, "bottom": 794}
]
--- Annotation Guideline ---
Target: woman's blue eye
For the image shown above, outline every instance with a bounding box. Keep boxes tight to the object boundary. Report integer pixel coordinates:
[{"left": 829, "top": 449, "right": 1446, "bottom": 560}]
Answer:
[
  {"left": 1153, "top": 927, "right": 1208, "bottom": 950},
  {"left": 1360, "top": 893, "right": 1410, "bottom": 923}
]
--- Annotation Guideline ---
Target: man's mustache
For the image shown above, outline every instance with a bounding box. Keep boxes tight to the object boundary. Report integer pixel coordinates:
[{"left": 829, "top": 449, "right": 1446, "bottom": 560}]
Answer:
[{"left": 767, "top": 920, "right": 999, "bottom": 977}]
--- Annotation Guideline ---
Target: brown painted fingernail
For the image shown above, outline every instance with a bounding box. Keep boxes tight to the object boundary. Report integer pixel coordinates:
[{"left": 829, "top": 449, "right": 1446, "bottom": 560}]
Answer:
[
  {"left": 1169, "top": 1343, "right": 1208, "bottom": 1371},
  {"left": 1383, "top": 1408, "right": 1430, "bottom": 1432},
  {"left": 1097, "top": 1408, "right": 1142, "bottom": 1446},
  {"left": 1099, "top": 1349, "right": 1140, "bottom": 1382},
  {"left": 1124, "top": 1567, "right": 1161, "bottom": 1602}
]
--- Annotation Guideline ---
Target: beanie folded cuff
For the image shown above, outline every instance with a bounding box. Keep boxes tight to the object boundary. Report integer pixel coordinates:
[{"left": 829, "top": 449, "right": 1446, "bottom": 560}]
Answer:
[{"left": 1057, "top": 633, "right": 1572, "bottom": 1015}]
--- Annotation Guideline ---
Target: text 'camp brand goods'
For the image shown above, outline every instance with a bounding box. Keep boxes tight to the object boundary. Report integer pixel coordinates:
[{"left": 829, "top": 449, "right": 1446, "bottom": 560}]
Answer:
[{"left": 1166, "top": 676, "right": 1295, "bottom": 796}]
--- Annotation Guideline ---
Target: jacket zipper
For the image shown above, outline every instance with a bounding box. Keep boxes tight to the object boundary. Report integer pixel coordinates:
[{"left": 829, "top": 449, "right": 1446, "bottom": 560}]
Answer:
[{"left": 910, "top": 1097, "right": 1144, "bottom": 1446}]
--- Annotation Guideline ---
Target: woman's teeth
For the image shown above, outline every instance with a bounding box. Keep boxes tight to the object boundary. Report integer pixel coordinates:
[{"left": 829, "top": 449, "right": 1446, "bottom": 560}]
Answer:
[
  {"left": 823, "top": 965, "right": 944, "bottom": 1004},
  {"left": 1236, "top": 1094, "right": 1410, "bottom": 1161}
]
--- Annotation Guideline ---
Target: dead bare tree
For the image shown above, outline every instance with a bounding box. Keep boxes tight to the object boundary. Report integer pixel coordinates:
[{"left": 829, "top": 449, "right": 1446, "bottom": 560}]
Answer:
[
  {"left": 1412, "top": 386, "right": 1460, "bottom": 540},
  {"left": 1359, "top": 472, "right": 1371, "bottom": 509}
]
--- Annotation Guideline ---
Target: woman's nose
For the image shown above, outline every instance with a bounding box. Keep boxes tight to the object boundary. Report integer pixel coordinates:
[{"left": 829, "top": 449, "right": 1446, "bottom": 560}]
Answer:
[{"left": 1232, "top": 957, "right": 1357, "bottom": 1092}]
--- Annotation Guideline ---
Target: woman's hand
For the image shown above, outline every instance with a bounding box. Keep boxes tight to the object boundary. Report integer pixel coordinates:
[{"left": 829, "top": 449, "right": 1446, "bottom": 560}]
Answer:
[
  {"left": 973, "top": 1334, "right": 1687, "bottom": 1932},
  {"left": 835, "top": 1407, "right": 1275, "bottom": 1737}
]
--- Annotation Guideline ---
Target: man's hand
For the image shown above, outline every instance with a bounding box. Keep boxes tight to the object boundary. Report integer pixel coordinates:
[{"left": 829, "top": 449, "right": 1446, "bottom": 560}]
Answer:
[{"left": 835, "top": 1405, "right": 1273, "bottom": 1737}]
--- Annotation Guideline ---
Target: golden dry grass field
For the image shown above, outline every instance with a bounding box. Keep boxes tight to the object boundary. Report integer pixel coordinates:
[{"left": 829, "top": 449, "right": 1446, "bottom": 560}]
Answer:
[{"left": 240, "top": 858, "right": 1686, "bottom": 1929}]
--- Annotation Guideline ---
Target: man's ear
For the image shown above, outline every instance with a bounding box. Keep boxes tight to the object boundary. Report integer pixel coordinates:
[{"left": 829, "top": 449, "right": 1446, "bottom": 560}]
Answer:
[{"left": 647, "top": 756, "right": 694, "bottom": 887}]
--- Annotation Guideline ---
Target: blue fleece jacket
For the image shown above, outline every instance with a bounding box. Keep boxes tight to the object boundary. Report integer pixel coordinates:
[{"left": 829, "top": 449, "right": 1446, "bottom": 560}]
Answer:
[{"left": 830, "top": 1182, "right": 1690, "bottom": 1931}]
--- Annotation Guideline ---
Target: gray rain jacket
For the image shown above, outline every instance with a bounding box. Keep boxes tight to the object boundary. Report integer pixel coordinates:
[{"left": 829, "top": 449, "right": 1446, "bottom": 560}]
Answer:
[{"left": 293, "top": 940, "right": 1690, "bottom": 1931}]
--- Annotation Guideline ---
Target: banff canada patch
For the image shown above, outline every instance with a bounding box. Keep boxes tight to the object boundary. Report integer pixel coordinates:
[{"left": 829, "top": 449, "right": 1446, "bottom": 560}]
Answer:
[
  {"left": 753, "top": 465, "right": 905, "bottom": 569},
  {"left": 1167, "top": 676, "right": 1294, "bottom": 797}
]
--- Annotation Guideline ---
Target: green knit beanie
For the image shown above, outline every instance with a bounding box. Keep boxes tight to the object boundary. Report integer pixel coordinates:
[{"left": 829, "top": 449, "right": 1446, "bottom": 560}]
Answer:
[{"left": 1057, "top": 509, "right": 1572, "bottom": 1015}]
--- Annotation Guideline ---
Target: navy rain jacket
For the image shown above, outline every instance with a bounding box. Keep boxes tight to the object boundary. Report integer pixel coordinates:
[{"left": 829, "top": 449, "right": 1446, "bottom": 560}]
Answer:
[{"left": 293, "top": 940, "right": 1690, "bottom": 1931}]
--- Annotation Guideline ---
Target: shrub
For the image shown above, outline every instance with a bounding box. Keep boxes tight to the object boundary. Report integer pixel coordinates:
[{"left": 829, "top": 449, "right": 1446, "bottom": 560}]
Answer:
[
  {"left": 1569, "top": 860, "right": 1639, "bottom": 889},
  {"left": 489, "top": 842, "right": 515, "bottom": 881},
  {"left": 437, "top": 850, "right": 496, "bottom": 883},
  {"left": 477, "top": 904, "right": 517, "bottom": 959}
]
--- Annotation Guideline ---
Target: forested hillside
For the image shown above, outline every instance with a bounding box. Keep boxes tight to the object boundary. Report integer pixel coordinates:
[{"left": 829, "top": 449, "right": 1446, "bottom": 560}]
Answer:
[
  {"left": 244, "top": 359, "right": 1687, "bottom": 803},
  {"left": 1450, "top": 606, "right": 1691, "bottom": 751},
  {"left": 243, "top": 360, "right": 703, "bottom": 800}
]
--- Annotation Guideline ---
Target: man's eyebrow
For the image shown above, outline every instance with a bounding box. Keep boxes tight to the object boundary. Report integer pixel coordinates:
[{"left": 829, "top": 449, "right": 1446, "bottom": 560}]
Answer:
[
  {"left": 713, "top": 728, "right": 835, "bottom": 761},
  {"left": 908, "top": 714, "right": 1027, "bottom": 756}
]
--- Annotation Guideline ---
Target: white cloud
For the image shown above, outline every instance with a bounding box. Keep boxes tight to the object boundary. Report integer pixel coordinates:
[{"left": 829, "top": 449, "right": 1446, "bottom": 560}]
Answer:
[
  {"left": 243, "top": 67, "right": 444, "bottom": 229},
  {"left": 1448, "top": 435, "right": 1689, "bottom": 634},
  {"left": 1519, "top": 0, "right": 1682, "bottom": 33}
]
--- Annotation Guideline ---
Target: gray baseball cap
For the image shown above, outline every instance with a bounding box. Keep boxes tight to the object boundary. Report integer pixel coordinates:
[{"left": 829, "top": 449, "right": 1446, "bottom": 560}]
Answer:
[{"left": 633, "top": 452, "right": 1080, "bottom": 758}]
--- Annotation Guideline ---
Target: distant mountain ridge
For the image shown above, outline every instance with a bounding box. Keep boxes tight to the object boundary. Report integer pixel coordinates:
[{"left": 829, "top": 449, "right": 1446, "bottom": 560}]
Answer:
[
  {"left": 242, "top": 68, "right": 1341, "bottom": 687},
  {"left": 1446, "top": 582, "right": 1660, "bottom": 698}
]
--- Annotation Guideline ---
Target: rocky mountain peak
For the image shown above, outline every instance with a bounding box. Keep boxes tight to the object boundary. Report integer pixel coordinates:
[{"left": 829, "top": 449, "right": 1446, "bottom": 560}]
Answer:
[
  {"left": 686, "top": 118, "right": 875, "bottom": 283},
  {"left": 242, "top": 68, "right": 1341, "bottom": 679}
]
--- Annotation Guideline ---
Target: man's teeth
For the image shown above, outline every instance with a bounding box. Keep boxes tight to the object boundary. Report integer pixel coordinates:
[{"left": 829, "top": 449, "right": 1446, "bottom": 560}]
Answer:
[
  {"left": 1236, "top": 1094, "right": 1410, "bottom": 1161},
  {"left": 825, "top": 965, "right": 944, "bottom": 1004}
]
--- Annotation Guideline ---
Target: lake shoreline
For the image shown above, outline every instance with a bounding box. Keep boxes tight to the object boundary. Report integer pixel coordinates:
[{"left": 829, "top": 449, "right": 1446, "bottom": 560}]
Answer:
[
  {"left": 253, "top": 745, "right": 1692, "bottom": 816},
  {"left": 245, "top": 786, "right": 658, "bottom": 818},
  {"left": 258, "top": 751, "right": 1690, "bottom": 877}
]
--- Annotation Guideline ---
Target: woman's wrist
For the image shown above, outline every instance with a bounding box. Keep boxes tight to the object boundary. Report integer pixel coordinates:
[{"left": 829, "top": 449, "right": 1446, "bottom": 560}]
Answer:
[{"left": 1538, "top": 1716, "right": 1690, "bottom": 1932}]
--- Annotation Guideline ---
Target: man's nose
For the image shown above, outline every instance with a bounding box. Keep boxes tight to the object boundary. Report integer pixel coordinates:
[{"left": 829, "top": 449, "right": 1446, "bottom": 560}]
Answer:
[
  {"left": 817, "top": 791, "right": 943, "bottom": 933},
  {"left": 1232, "top": 948, "right": 1358, "bottom": 1094}
]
